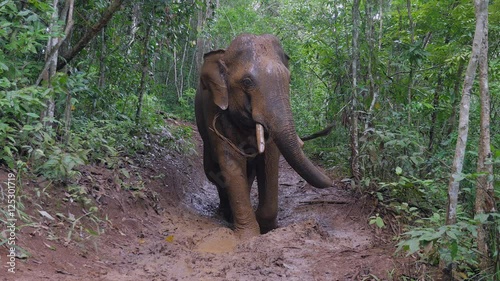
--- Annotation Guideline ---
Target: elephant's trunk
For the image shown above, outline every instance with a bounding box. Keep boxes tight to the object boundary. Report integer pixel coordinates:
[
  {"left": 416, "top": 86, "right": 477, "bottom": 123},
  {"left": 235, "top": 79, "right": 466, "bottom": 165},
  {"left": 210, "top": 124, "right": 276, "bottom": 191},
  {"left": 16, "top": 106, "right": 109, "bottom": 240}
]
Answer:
[
  {"left": 262, "top": 94, "right": 332, "bottom": 189},
  {"left": 271, "top": 120, "right": 332, "bottom": 189},
  {"left": 251, "top": 59, "right": 331, "bottom": 189}
]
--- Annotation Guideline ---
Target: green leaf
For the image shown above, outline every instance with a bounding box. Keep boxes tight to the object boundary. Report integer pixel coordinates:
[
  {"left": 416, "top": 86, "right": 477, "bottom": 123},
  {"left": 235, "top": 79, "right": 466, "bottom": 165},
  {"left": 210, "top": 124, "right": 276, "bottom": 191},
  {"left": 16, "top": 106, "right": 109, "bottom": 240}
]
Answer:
[
  {"left": 86, "top": 228, "right": 99, "bottom": 236},
  {"left": 21, "top": 124, "right": 35, "bottom": 131},
  {"left": 375, "top": 216, "right": 385, "bottom": 228},
  {"left": 120, "top": 168, "right": 130, "bottom": 178},
  {"left": 25, "top": 112, "right": 40, "bottom": 118},
  {"left": 446, "top": 229, "right": 458, "bottom": 240},
  {"left": 449, "top": 240, "right": 458, "bottom": 260},
  {"left": 395, "top": 167, "right": 402, "bottom": 175},
  {"left": 0, "top": 62, "right": 8, "bottom": 71},
  {"left": 18, "top": 10, "right": 30, "bottom": 16},
  {"left": 3, "top": 146, "right": 12, "bottom": 157},
  {"left": 0, "top": 77, "right": 11, "bottom": 87},
  {"left": 407, "top": 239, "right": 420, "bottom": 255},
  {"left": 452, "top": 173, "right": 466, "bottom": 182}
]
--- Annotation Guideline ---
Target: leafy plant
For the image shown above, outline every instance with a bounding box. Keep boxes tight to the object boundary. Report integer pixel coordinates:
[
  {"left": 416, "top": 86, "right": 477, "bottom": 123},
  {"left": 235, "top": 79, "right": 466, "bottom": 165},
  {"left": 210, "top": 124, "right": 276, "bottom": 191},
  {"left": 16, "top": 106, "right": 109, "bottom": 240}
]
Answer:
[
  {"left": 397, "top": 212, "right": 500, "bottom": 278},
  {"left": 369, "top": 213, "right": 386, "bottom": 229}
]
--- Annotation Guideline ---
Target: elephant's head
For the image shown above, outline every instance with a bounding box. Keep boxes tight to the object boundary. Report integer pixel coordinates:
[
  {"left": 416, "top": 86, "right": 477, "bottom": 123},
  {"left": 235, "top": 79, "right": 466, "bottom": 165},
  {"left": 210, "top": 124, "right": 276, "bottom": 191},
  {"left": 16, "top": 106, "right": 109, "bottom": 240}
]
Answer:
[{"left": 202, "top": 34, "right": 332, "bottom": 188}]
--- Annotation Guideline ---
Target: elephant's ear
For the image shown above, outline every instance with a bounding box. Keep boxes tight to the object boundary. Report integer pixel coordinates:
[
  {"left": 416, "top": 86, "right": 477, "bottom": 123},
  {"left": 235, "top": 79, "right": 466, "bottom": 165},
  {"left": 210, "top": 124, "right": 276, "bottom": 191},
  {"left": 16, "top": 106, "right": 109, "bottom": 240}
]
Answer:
[{"left": 201, "top": 50, "right": 228, "bottom": 110}]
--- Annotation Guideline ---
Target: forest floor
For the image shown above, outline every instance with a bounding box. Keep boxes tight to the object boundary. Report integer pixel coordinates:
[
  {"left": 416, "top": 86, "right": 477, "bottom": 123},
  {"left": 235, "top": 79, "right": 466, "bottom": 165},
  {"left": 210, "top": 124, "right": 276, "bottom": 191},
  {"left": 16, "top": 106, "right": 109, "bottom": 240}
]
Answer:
[{"left": 0, "top": 122, "right": 436, "bottom": 281}]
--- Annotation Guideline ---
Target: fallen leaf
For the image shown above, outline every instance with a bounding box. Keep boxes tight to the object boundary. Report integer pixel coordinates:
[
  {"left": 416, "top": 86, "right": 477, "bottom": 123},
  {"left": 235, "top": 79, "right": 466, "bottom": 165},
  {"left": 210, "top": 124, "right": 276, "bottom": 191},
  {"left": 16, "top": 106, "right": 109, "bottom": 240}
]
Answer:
[
  {"left": 44, "top": 242, "right": 56, "bottom": 251},
  {"left": 38, "top": 210, "right": 55, "bottom": 221},
  {"left": 165, "top": 235, "right": 174, "bottom": 243}
]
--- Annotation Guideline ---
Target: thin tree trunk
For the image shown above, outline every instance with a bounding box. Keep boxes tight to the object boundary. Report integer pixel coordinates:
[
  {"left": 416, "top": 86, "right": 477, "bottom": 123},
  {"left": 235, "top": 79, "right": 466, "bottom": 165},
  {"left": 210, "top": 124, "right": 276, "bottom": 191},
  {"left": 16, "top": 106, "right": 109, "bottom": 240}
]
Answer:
[
  {"left": 57, "top": 0, "right": 125, "bottom": 71},
  {"left": 406, "top": 0, "right": 415, "bottom": 125},
  {"left": 127, "top": 3, "right": 140, "bottom": 55},
  {"left": 378, "top": 0, "right": 383, "bottom": 50},
  {"left": 40, "top": 0, "right": 59, "bottom": 127},
  {"left": 135, "top": 23, "right": 151, "bottom": 123},
  {"left": 63, "top": 90, "right": 72, "bottom": 144},
  {"left": 98, "top": 27, "right": 106, "bottom": 89},
  {"left": 173, "top": 46, "right": 179, "bottom": 97},
  {"left": 195, "top": 0, "right": 217, "bottom": 74},
  {"left": 444, "top": 61, "right": 465, "bottom": 137},
  {"left": 350, "top": 0, "right": 361, "bottom": 185},
  {"left": 60, "top": 0, "right": 75, "bottom": 143},
  {"left": 428, "top": 72, "right": 443, "bottom": 151},
  {"left": 195, "top": 3, "right": 206, "bottom": 75},
  {"left": 446, "top": 0, "right": 487, "bottom": 226},
  {"left": 475, "top": 0, "right": 495, "bottom": 273},
  {"left": 365, "top": 0, "right": 377, "bottom": 133},
  {"left": 40, "top": 0, "right": 73, "bottom": 129},
  {"left": 177, "top": 40, "right": 189, "bottom": 98},
  {"left": 188, "top": 46, "right": 196, "bottom": 88}
]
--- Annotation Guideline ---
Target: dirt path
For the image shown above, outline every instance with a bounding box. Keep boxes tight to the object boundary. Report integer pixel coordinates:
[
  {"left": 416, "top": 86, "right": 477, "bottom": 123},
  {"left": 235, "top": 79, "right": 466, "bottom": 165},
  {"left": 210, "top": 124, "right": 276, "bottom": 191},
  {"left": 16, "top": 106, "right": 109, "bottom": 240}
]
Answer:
[{"left": 1, "top": 127, "right": 420, "bottom": 281}]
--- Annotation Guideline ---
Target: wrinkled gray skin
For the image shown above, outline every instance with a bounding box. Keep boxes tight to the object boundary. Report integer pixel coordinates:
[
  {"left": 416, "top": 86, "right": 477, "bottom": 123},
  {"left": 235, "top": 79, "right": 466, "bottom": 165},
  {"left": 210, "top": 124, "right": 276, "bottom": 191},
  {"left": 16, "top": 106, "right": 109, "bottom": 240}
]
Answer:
[{"left": 195, "top": 34, "right": 332, "bottom": 239}]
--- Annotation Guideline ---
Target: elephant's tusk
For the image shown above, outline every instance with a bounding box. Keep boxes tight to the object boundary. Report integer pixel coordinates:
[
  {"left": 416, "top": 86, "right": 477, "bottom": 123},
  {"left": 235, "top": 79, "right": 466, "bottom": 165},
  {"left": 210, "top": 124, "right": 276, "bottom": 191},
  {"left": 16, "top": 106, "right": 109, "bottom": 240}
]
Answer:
[{"left": 256, "top": 124, "right": 265, "bottom": 154}]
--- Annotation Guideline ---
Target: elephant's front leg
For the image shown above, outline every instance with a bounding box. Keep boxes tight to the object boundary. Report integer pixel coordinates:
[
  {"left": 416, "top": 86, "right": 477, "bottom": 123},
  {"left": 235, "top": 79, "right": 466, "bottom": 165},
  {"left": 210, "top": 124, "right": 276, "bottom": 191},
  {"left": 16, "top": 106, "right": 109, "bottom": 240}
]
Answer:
[
  {"left": 255, "top": 143, "right": 280, "bottom": 233},
  {"left": 219, "top": 150, "right": 260, "bottom": 239}
]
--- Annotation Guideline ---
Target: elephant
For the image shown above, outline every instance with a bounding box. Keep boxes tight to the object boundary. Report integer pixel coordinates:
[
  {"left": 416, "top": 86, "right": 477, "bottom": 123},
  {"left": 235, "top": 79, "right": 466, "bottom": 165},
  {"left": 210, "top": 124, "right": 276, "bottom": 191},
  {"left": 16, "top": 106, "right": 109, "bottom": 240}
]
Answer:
[{"left": 195, "top": 34, "right": 332, "bottom": 239}]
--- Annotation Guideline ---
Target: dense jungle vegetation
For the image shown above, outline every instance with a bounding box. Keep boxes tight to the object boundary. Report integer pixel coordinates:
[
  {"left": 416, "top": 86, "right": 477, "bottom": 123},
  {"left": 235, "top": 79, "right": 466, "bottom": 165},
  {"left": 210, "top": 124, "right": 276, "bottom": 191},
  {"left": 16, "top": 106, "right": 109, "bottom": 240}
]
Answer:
[{"left": 1, "top": 0, "right": 499, "bottom": 279}]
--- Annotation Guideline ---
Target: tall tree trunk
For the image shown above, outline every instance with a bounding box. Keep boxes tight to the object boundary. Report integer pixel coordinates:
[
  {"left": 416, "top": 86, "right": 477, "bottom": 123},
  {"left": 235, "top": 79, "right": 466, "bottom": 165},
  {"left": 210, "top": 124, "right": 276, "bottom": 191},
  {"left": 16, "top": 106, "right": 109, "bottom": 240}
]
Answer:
[
  {"left": 406, "top": 0, "right": 415, "bottom": 125},
  {"left": 60, "top": 0, "right": 75, "bottom": 144},
  {"left": 475, "top": 0, "right": 495, "bottom": 274},
  {"left": 446, "top": 0, "right": 487, "bottom": 226},
  {"left": 195, "top": 0, "right": 217, "bottom": 74},
  {"left": 445, "top": 61, "right": 465, "bottom": 137},
  {"left": 443, "top": 2, "right": 487, "bottom": 275},
  {"left": 39, "top": 0, "right": 74, "bottom": 128},
  {"left": 173, "top": 46, "right": 179, "bottom": 97},
  {"left": 195, "top": 1, "right": 207, "bottom": 75},
  {"left": 378, "top": 0, "right": 384, "bottom": 50},
  {"left": 41, "top": 0, "right": 60, "bottom": 127},
  {"left": 127, "top": 3, "right": 140, "bottom": 55},
  {"left": 428, "top": 72, "right": 443, "bottom": 151},
  {"left": 98, "top": 27, "right": 106, "bottom": 89},
  {"left": 135, "top": 22, "right": 151, "bottom": 123},
  {"left": 175, "top": 40, "right": 189, "bottom": 99},
  {"left": 365, "top": 0, "right": 378, "bottom": 133},
  {"left": 350, "top": 0, "right": 361, "bottom": 185}
]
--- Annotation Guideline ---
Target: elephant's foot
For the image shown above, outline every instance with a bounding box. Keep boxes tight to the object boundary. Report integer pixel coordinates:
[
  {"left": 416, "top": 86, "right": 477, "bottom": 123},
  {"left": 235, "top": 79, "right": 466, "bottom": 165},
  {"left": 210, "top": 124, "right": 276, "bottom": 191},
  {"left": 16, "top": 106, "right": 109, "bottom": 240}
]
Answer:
[
  {"left": 256, "top": 210, "right": 278, "bottom": 234},
  {"left": 233, "top": 224, "right": 260, "bottom": 239},
  {"left": 257, "top": 218, "right": 277, "bottom": 234}
]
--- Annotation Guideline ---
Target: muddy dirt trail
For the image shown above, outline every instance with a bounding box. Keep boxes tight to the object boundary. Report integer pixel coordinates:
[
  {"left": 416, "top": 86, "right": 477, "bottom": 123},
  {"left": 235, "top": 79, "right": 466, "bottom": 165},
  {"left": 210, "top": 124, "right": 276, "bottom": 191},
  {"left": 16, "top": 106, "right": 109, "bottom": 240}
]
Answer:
[{"left": 1, "top": 126, "right": 422, "bottom": 281}]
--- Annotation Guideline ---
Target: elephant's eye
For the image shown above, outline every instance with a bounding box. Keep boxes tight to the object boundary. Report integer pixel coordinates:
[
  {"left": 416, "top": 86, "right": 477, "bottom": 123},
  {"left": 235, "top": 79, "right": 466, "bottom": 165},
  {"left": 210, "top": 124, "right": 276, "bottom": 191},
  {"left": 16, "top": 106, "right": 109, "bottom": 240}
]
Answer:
[{"left": 241, "top": 77, "right": 255, "bottom": 89}]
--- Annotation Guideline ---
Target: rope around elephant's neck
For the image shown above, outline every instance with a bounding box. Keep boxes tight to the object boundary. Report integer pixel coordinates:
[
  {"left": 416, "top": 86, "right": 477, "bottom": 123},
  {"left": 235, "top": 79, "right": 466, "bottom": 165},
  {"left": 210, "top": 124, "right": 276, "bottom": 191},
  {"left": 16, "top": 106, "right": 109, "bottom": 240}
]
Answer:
[{"left": 211, "top": 113, "right": 259, "bottom": 158}]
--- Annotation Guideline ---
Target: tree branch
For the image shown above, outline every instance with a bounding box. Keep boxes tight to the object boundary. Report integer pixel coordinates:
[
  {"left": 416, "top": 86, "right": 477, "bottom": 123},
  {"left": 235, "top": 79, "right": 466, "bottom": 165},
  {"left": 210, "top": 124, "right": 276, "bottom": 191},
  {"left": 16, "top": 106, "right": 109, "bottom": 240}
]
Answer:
[{"left": 56, "top": 0, "right": 126, "bottom": 71}]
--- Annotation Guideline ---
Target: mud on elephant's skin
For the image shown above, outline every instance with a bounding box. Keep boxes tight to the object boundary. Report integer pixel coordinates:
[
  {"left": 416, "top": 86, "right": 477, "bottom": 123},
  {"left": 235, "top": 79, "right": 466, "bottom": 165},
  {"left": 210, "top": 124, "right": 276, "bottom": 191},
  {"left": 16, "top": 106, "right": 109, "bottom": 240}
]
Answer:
[{"left": 195, "top": 33, "right": 332, "bottom": 239}]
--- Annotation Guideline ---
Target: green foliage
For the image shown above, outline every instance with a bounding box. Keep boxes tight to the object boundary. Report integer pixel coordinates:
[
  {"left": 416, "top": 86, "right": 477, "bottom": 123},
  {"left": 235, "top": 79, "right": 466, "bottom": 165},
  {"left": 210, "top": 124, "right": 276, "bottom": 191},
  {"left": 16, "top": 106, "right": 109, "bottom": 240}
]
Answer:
[
  {"left": 360, "top": 124, "right": 428, "bottom": 181},
  {"left": 164, "top": 88, "right": 197, "bottom": 121},
  {"left": 0, "top": 0, "right": 49, "bottom": 87},
  {"left": 378, "top": 168, "right": 446, "bottom": 216},
  {"left": 397, "top": 219, "right": 477, "bottom": 267},
  {"left": 397, "top": 212, "right": 500, "bottom": 278},
  {"left": 71, "top": 117, "right": 174, "bottom": 165},
  {"left": 203, "top": 0, "right": 274, "bottom": 46},
  {"left": 0, "top": 87, "right": 47, "bottom": 168}
]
